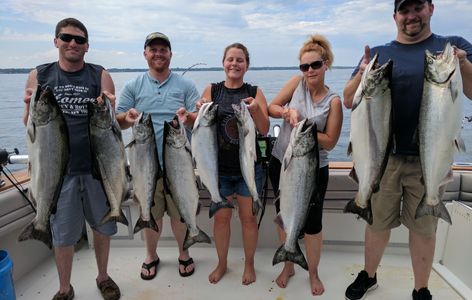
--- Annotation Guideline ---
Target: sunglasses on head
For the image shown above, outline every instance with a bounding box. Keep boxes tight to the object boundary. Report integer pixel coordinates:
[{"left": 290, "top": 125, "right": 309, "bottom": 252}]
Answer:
[
  {"left": 299, "top": 60, "right": 324, "bottom": 72},
  {"left": 57, "top": 33, "right": 87, "bottom": 45}
]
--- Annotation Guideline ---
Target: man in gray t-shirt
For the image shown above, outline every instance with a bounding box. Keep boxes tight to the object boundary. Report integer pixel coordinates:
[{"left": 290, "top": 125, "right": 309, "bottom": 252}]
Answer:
[{"left": 116, "top": 32, "right": 199, "bottom": 280}]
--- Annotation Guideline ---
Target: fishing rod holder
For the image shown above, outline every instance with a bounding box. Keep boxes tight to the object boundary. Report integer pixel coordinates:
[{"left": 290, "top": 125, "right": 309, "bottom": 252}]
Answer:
[{"left": 0, "top": 148, "right": 28, "bottom": 167}]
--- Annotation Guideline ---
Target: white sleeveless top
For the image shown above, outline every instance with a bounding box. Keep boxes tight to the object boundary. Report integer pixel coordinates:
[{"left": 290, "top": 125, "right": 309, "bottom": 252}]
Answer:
[{"left": 271, "top": 78, "right": 338, "bottom": 168}]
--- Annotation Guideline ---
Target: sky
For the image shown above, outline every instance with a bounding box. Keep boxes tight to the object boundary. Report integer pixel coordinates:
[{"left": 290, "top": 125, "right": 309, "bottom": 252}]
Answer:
[{"left": 0, "top": 0, "right": 471, "bottom": 69}]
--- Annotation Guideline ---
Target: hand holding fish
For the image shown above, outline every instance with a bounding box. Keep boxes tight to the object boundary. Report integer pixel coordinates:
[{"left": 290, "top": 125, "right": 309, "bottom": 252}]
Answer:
[
  {"left": 24, "top": 88, "right": 34, "bottom": 105},
  {"left": 97, "top": 91, "right": 116, "bottom": 107},
  {"left": 176, "top": 107, "right": 190, "bottom": 123},
  {"left": 453, "top": 46, "right": 468, "bottom": 65},
  {"left": 196, "top": 97, "right": 210, "bottom": 111},
  {"left": 358, "top": 45, "right": 371, "bottom": 75},
  {"left": 124, "top": 108, "right": 140, "bottom": 126},
  {"left": 282, "top": 107, "right": 300, "bottom": 127},
  {"left": 242, "top": 97, "right": 259, "bottom": 115}
]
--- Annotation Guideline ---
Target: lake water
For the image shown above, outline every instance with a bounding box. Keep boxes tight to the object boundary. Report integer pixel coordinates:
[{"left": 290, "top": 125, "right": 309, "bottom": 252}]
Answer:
[{"left": 1, "top": 69, "right": 472, "bottom": 171}]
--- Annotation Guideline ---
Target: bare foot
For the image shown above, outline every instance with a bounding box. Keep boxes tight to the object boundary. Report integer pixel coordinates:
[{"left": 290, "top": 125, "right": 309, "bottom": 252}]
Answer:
[
  {"left": 309, "top": 274, "right": 325, "bottom": 296},
  {"left": 208, "top": 263, "right": 227, "bottom": 284},
  {"left": 242, "top": 264, "right": 256, "bottom": 285},
  {"left": 275, "top": 264, "right": 295, "bottom": 288}
]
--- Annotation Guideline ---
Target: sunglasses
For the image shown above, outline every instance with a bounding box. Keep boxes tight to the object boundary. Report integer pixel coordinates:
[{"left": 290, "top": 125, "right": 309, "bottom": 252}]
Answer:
[
  {"left": 57, "top": 33, "right": 88, "bottom": 45},
  {"left": 299, "top": 60, "right": 324, "bottom": 72}
]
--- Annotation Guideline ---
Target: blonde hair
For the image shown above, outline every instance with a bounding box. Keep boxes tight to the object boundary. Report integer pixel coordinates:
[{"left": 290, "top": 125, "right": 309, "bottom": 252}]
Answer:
[{"left": 298, "top": 34, "right": 334, "bottom": 69}]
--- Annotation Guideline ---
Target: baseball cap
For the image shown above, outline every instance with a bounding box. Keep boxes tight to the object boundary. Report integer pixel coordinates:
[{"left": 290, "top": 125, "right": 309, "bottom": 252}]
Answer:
[
  {"left": 394, "top": 0, "right": 431, "bottom": 12},
  {"left": 144, "top": 32, "right": 171, "bottom": 49}
]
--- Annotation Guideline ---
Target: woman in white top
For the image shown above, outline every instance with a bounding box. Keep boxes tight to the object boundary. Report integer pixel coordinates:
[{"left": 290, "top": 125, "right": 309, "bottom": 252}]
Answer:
[{"left": 268, "top": 34, "right": 343, "bottom": 296}]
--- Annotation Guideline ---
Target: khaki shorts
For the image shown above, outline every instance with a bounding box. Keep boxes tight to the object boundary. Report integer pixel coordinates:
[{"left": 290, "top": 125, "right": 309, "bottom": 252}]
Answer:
[
  {"left": 370, "top": 155, "right": 438, "bottom": 237},
  {"left": 150, "top": 178, "right": 181, "bottom": 220}
]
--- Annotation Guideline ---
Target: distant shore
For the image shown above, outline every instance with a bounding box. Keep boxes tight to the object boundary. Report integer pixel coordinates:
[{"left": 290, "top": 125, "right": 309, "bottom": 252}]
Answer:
[{"left": 0, "top": 66, "right": 354, "bottom": 74}]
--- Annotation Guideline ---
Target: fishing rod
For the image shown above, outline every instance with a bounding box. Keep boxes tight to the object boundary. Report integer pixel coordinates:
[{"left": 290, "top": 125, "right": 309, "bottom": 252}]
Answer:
[
  {"left": 0, "top": 148, "right": 36, "bottom": 213},
  {"left": 181, "top": 62, "right": 207, "bottom": 76}
]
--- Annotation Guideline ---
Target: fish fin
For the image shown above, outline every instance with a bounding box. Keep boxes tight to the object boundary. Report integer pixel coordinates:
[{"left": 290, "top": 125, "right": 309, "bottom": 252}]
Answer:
[
  {"left": 209, "top": 198, "right": 234, "bottom": 218},
  {"left": 343, "top": 198, "right": 373, "bottom": 225},
  {"left": 125, "top": 139, "right": 136, "bottom": 149},
  {"left": 273, "top": 213, "right": 284, "bottom": 230},
  {"left": 411, "top": 126, "right": 419, "bottom": 146},
  {"left": 18, "top": 222, "right": 52, "bottom": 249},
  {"left": 183, "top": 227, "right": 212, "bottom": 250},
  {"left": 348, "top": 167, "right": 359, "bottom": 184},
  {"left": 133, "top": 216, "right": 159, "bottom": 234},
  {"left": 454, "top": 137, "right": 466, "bottom": 152},
  {"left": 282, "top": 147, "right": 293, "bottom": 171},
  {"left": 347, "top": 142, "right": 352, "bottom": 156},
  {"left": 272, "top": 242, "right": 308, "bottom": 270},
  {"left": 27, "top": 122, "right": 36, "bottom": 143},
  {"left": 415, "top": 197, "right": 452, "bottom": 225}
]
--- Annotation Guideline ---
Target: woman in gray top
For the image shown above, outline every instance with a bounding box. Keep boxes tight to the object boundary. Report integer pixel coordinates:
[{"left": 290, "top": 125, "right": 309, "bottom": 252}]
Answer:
[{"left": 268, "top": 34, "right": 343, "bottom": 296}]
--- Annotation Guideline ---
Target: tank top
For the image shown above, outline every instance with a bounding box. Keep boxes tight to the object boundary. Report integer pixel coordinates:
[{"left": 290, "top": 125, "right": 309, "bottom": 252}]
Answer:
[
  {"left": 271, "top": 78, "right": 338, "bottom": 168},
  {"left": 211, "top": 81, "right": 261, "bottom": 176},
  {"left": 36, "top": 62, "right": 103, "bottom": 174}
]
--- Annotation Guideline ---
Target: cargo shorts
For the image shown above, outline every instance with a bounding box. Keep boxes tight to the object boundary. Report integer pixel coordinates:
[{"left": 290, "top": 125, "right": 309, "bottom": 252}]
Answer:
[
  {"left": 50, "top": 174, "right": 117, "bottom": 247},
  {"left": 370, "top": 155, "right": 438, "bottom": 237},
  {"left": 150, "top": 177, "right": 181, "bottom": 220}
]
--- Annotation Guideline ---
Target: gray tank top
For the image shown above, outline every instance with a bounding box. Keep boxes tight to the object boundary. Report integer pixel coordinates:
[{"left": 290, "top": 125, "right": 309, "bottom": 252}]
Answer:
[
  {"left": 271, "top": 78, "right": 338, "bottom": 168},
  {"left": 37, "top": 62, "right": 103, "bottom": 174}
]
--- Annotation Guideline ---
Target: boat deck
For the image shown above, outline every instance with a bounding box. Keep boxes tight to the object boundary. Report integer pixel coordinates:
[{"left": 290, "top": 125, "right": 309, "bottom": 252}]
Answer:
[{"left": 15, "top": 244, "right": 463, "bottom": 300}]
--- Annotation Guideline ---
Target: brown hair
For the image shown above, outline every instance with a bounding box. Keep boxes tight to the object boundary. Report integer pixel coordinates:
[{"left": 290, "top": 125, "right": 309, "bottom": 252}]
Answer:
[
  {"left": 222, "top": 43, "right": 250, "bottom": 66},
  {"left": 55, "top": 18, "right": 88, "bottom": 40},
  {"left": 298, "top": 34, "right": 334, "bottom": 69}
]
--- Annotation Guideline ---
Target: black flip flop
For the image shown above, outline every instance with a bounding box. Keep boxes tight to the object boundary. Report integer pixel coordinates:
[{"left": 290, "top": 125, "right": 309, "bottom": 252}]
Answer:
[
  {"left": 140, "top": 258, "right": 160, "bottom": 280},
  {"left": 178, "top": 257, "right": 195, "bottom": 277}
]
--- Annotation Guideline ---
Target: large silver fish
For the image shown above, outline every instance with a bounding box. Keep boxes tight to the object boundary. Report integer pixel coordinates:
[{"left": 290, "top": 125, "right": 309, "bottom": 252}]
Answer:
[
  {"left": 192, "top": 102, "right": 233, "bottom": 218},
  {"left": 127, "top": 113, "right": 160, "bottom": 233},
  {"left": 88, "top": 94, "right": 129, "bottom": 226},
  {"left": 232, "top": 101, "right": 262, "bottom": 215},
  {"left": 18, "top": 85, "right": 69, "bottom": 249},
  {"left": 163, "top": 116, "right": 211, "bottom": 250},
  {"left": 344, "top": 55, "right": 393, "bottom": 225},
  {"left": 417, "top": 43, "right": 464, "bottom": 224},
  {"left": 272, "top": 118, "right": 319, "bottom": 270}
]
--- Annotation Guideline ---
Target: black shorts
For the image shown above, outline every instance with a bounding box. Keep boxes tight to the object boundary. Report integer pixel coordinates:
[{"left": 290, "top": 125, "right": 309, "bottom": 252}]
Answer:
[{"left": 269, "top": 156, "right": 329, "bottom": 235}]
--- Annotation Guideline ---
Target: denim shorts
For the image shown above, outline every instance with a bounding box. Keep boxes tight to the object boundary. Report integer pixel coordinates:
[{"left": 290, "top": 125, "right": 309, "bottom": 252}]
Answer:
[
  {"left": 50, "top": 174, "right": 117, "bottom": 247},
  {"left": 219, "top": 164, "right": 263, "bottom": 198}
]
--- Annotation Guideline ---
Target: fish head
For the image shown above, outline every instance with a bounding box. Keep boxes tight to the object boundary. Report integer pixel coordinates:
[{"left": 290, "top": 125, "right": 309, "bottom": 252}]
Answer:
[
  {"left": 194, "top": 102, "right": 218, "bottom": 129},
  {"left": 164, "top": 115, "right": 187, "bottom": 148},
  {"left": 290, "top": 118, "right": 318, "bottom": 156},
  {"left": 31, "top": 86, "right": 61, "bottom": 126},
  {"left": 425, "top": 43, "right": 457, "bottom": 85},
  {"left": 362, "top": 55, "right": 392, "bottom": 99},
  {"left": 132, "top": 113, "right": 154, "bottom": 142},
  {"left": 88, "top": 94, "right": 113, "bottom": 129}
]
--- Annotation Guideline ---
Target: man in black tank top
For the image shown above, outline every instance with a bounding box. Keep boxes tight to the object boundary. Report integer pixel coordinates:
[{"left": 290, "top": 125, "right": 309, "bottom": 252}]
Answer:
[{"left": 22, "top": 18, "right": 121, "bottom": 300}]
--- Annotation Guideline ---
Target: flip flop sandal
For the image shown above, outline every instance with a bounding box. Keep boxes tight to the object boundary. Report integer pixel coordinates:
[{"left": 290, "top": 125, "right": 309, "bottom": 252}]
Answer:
[
  {"left": 178, "top": 257, "right": 195, "bottom": 277},
  {"left": 140, "top": 258, "right": 160, "bottom": 280}
]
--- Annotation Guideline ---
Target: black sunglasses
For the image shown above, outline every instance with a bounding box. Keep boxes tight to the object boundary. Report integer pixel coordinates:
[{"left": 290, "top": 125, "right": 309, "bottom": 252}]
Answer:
[
  {"left": 57, "top": 33, "right": 88, "bottom": 45},
  {"left": 299, "top": 60, "right": 324, "bottom": 72}
]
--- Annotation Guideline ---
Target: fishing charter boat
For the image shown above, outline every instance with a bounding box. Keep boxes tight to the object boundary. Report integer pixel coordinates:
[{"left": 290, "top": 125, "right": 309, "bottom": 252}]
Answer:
[{"left": 1, "top": 142, "right": 472, "bottom": 300}]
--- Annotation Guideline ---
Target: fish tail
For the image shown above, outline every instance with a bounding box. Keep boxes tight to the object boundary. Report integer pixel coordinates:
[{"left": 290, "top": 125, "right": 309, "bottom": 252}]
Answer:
[
  {"left": 209, "top": 198, "right": 234, "bottom": 218},
  {"left": 183, "top": 227, "right": 212, "bottom": 250},
  {"left": 272, "top": 243, "right": 308, "bottom": 270},
  {"left": 101, "top": 209, "right": 129, "bottom": 226},
  {"left": 343, "top": 198, "right": 373, "bottom": 225},
  {"left": 252, "top": 196, "right": 262, "bottom": 216},
  {"left": 18, "top": 222, "right": 52, "bottom": 249},
  {"left": 133, "top": 216, "right": 159, "bottom": 234},
  {"left": 415, "top": 198, "right": 452, "bottom": 225}
]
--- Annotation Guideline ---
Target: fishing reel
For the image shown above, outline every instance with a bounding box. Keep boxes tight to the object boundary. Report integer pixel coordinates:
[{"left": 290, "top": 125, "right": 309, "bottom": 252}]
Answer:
[{"left": 0, "top": 148, "right": 20, "bottom": 169}]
